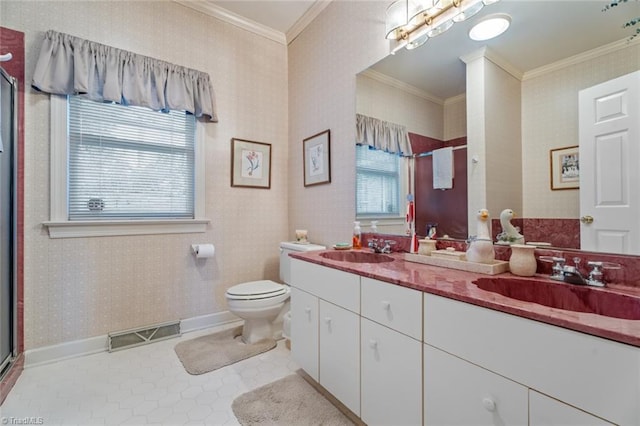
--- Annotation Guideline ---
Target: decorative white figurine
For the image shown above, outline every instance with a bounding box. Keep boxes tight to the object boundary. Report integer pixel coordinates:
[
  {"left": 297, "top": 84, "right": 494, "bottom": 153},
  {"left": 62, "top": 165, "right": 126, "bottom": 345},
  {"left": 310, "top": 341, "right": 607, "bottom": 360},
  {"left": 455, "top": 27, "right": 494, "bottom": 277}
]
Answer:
[
  {"left": 466, "top": 208, "right": 495, "bottom": 264},
  {"left": 497, "top": 209, "right": 525, "bottom": 245}
]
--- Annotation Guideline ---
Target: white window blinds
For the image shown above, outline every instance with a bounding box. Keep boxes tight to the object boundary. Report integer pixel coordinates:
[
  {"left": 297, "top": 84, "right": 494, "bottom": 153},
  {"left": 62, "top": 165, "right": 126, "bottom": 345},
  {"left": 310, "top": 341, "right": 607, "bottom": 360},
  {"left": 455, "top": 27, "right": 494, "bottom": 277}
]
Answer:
[
  {"left": 356, "top": 145, "right": 401, "bottom": 217},
  {"left": 68, "top": 96, "right": 195, "bottom": 220}
]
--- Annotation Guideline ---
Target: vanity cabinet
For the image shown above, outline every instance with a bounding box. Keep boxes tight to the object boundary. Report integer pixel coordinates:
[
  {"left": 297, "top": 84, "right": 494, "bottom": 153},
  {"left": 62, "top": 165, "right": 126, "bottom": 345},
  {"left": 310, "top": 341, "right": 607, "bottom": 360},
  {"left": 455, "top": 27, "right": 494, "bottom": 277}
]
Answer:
[
  {"left": 424, "top": 344, "right": 528, "bottom": 425},
  {"left": 424, "top": 293, "right": 638, "bottom": 426},
  {"left": 529, "top": 390, "right": 614, "bottom": 426},
  {"left": 291, "top": 257, "right": 638, "bottom": 426},
  {"left": 289, "top": 287, "right": 318, "bottom": 380},
  {"left": 290, "top": 258, "right": 361, "bottom": 416},
  {"left": 361, "top": 277, "right": 422, "bottom": 425},
  {"left": 361, "top": 318, "right": 422, "bottom": 425},
  {"left": 319, "top": 300, "right": 360, "bottom": 414}
]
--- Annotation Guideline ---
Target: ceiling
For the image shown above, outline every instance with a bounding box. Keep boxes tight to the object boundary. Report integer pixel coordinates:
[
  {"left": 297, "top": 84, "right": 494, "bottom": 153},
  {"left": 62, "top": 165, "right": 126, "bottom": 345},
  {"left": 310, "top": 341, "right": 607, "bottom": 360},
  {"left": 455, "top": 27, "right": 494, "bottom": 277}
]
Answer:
[
  {"left": 208, "top": 0, "right": 638, "bottom": 99},
  {"left": 210, "top": 0, "right": 319, "bottom": 34}
]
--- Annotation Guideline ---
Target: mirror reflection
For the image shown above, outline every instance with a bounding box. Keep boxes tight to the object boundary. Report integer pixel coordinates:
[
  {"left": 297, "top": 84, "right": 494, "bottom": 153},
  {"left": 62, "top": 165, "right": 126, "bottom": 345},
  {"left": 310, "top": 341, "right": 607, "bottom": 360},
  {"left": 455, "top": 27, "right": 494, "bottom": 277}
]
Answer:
[{"left": 356, "top": 0, "right": 640, "bottom": 254}]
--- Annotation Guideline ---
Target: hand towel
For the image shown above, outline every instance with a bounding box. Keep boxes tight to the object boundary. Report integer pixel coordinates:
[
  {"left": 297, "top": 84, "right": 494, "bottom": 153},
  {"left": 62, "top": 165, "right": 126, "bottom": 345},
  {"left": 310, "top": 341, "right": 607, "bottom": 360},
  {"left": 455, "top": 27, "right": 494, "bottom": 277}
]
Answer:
[{"left": 433, "top": 147, "right": 453, "bottom": 189}]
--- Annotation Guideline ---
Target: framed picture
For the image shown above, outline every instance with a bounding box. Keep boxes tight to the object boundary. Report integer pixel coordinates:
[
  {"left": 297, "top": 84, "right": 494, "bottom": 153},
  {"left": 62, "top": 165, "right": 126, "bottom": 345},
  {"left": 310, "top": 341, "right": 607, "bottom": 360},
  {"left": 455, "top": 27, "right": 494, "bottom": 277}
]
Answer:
[
  {"left": 303, "top": 129, "right": 331, "bottom": 187},
  {"left": 231, "top": 138, "right": 271, "bottom": 189},
  {"left": 550, "top": 145, "right": 579, "bottom": 190}
]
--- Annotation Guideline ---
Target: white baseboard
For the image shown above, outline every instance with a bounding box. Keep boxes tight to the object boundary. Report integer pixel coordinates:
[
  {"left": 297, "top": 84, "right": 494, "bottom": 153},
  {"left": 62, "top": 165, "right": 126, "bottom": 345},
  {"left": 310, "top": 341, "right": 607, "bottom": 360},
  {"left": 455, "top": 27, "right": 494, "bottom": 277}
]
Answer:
[
  {"left": 180, "top": 311, "right": 239, "bottom": 333},
  {"left": 24, "top": 311, "right": 241, "bottom": 368}
]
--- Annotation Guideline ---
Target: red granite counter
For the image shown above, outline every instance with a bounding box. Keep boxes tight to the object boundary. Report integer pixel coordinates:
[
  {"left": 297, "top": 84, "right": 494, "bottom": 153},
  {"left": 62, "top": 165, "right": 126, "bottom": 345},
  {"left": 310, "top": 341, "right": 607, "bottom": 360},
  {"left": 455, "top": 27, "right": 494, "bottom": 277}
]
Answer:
[{"left": 290, "top": 250, "right": 640, "bottom": 348}]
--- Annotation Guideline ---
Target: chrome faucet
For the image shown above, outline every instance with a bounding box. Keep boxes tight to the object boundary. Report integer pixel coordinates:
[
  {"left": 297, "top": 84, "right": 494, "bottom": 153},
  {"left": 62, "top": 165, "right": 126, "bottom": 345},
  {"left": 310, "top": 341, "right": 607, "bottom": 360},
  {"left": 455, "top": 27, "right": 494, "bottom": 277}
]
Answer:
[
  {"left": 368, "top": 238, "right": 395, "bottom": 254},
  {"left": 546, "top": 257, "right": 609, "bottom": 287}
]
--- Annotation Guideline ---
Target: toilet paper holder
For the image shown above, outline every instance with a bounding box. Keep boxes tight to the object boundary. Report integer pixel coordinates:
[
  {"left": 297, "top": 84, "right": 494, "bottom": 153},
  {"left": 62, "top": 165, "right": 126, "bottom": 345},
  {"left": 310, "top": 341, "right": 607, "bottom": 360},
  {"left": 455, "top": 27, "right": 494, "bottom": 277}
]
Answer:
[{"left": 191, "top": 244, "right": 215, "bottom": 258}]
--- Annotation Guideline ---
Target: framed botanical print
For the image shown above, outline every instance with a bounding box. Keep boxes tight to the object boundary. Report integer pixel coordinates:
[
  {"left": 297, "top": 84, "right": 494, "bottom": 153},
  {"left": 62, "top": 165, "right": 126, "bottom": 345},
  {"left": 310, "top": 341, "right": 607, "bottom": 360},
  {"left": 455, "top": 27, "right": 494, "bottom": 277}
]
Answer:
[
  {"left": 231, "top": 138, "right": 272, "bottom": 189},
  {"left": 303, "top": 129, "right": 331, "bottom": 187}
]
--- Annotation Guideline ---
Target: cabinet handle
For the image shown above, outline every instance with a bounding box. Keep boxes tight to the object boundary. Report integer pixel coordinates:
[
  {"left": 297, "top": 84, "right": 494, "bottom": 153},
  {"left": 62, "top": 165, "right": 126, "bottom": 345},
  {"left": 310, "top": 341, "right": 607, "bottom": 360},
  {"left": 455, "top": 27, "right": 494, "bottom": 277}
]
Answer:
[
  {"left": 369, "top": 339, "right": 378, "bottom": 349},
  {"left": 304, "top": 307, "right": 311, "bottom": 314},
  {"left": 482, "top": 397, "right": 496, "bottom": 412},
  {"left": 324, "top": 317, "right": 332, "bottom": 324},
  {"left": 381, "top": 301, "right": 391, "bottom": 310}
]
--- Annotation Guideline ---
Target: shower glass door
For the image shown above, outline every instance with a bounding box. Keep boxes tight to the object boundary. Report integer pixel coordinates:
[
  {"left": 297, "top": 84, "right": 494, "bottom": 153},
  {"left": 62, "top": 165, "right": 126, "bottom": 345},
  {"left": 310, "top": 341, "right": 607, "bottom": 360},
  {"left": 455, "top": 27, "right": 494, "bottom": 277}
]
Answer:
[{"left": 0, "top": 66, "right": 17, "bottom": 377}]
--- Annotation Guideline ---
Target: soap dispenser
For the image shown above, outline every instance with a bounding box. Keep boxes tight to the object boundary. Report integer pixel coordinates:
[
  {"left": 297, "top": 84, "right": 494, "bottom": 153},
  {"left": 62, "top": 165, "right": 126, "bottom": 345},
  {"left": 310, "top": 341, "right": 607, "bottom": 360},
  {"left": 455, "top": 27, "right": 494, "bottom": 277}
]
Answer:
[{"left": 353, "top": 221, "right": 362, "bottom": 249}]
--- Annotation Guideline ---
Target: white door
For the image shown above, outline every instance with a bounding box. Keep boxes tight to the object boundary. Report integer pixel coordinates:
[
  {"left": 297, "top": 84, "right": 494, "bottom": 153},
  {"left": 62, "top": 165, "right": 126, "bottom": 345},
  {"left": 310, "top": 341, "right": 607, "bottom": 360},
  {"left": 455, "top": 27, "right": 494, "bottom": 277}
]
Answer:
[{"left": 579, "top": 70, "right": 640, "bottom": 254}]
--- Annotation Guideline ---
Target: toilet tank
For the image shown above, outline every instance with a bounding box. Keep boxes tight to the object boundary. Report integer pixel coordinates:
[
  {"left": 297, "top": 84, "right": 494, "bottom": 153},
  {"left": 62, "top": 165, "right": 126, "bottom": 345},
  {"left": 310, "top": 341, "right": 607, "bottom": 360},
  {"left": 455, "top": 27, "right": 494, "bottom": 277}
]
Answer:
[{"left": 280, "top": 241, "right": 326, "bottom": 284}]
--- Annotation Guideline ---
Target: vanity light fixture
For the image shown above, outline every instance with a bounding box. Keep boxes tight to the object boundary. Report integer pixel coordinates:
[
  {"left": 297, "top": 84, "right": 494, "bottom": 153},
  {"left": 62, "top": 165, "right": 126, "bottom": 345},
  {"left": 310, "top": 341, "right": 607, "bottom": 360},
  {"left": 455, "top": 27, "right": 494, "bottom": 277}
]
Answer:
[
  {"left": 386, "top": 0, "right": 501, "bottom": 53},
  {"left": 468, "top": 13, "right": 511, "bottom": 41}
]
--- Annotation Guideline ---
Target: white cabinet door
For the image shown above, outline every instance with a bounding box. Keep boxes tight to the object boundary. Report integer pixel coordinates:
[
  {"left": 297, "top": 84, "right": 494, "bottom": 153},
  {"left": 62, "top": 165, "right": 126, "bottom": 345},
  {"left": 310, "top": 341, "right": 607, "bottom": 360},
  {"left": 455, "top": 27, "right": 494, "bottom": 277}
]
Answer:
[
  {"left": 424, "top": 344, "right": 528, "bottom": 426},
  {"left": 361, "top": 318, "right": 422, "bottom": 426},
  {"left": 319, "top": 300, "right": 360, "bottom": 416},
  {"left": 530, "top": 390, "right": 615, "bottom": 426},
  {"left": 290, "top": 287, "right": 319, "bottom": 381}
]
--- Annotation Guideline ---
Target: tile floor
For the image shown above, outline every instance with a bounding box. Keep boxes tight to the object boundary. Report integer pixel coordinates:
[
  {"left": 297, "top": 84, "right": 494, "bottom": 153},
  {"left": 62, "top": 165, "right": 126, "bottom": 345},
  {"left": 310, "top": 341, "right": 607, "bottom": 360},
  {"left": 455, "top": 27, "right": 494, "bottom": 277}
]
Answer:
[{"left": 1, "top": 322, "right": 299, "bottom": 425}]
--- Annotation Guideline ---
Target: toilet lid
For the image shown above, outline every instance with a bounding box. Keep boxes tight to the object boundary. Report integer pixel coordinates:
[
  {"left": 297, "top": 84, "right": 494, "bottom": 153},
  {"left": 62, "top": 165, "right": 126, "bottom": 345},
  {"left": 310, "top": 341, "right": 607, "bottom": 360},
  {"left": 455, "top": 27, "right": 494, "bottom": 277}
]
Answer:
[{"left": 226, "top": 280, "right": 287, "bottom": 300}]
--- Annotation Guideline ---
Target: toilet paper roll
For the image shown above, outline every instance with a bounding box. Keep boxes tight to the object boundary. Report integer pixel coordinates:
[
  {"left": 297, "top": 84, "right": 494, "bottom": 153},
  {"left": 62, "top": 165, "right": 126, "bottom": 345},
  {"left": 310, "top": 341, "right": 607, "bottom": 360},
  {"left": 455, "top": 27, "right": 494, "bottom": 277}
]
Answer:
[{"left": 192, "top": 244, "right": 215, "bottom": 258}]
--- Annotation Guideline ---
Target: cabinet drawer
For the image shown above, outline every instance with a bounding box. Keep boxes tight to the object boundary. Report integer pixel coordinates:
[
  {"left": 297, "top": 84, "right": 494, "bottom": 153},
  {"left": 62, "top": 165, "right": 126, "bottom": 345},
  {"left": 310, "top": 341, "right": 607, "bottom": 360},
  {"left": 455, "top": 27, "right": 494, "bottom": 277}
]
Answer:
[
  {"left": 529, "top": 390, "right": 614, "bottom": 426},
  {"left": 291, "top": 259, "right": 360, "bottom": 313},
  {"left": 361, "top": 277, "right": 422, "bottom": 340},
  {"left": 424, "top": 344, "right": 528, "bottom": 426},
  {"left": 424, "top": 293, "right": 639, "bottom": 426}
]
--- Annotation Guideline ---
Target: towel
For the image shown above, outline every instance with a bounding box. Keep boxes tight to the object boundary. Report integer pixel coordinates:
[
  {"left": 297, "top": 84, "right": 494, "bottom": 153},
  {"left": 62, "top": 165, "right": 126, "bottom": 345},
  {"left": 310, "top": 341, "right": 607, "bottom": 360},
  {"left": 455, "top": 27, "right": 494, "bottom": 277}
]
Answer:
[{"left": 433, "top": 147, "right": 453, "bottom": 189}]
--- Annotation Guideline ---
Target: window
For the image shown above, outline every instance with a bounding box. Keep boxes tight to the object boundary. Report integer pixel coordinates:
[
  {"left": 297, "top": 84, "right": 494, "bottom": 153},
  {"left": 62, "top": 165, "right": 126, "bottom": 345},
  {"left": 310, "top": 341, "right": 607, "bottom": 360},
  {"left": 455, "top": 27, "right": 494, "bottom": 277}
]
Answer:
[
  {"left": 46, "top": 95, "right": 208, "bottom": 238},
  {"left": 68, "top": 96, "right": 195, "bottom": 220},
  {"left": 356, "top": 145, "right": 403, "bottom": 217}
]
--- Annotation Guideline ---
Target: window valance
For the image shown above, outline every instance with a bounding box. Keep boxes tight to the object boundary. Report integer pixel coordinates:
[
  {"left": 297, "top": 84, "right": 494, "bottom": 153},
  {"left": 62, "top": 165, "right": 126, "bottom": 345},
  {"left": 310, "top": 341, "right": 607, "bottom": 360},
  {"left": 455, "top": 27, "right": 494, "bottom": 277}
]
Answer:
[
  {"left": 32, "top": 30, "right": 218, "bottom": 122},
  {"left": 356, "top": 114, "right": 412, "bottom": 156}
]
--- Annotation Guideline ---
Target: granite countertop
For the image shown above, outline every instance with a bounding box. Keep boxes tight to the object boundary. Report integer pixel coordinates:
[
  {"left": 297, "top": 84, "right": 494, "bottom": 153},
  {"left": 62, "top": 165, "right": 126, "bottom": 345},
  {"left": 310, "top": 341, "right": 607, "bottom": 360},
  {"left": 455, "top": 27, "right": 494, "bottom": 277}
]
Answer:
[{"left": 290, "top": 250, "right": 640, "bottom": 348}]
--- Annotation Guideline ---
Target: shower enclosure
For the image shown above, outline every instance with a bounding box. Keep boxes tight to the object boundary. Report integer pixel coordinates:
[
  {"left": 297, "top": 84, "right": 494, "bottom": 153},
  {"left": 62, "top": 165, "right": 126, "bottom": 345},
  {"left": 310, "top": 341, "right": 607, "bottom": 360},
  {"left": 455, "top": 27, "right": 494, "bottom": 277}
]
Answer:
[{"left": 0, "top": 65, "right": 17, "bottom": 378}]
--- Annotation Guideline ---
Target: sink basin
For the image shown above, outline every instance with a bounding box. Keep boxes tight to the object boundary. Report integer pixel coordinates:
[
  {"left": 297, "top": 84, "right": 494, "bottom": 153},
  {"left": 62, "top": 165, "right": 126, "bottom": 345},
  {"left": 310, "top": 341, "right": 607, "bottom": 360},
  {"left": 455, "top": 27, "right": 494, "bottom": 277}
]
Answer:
[
  {"left": 473, "top": 277, "right": 640, "bottom": 320},
  {"left": 320, "top": 251, "right": 395, "bottom": 264}
]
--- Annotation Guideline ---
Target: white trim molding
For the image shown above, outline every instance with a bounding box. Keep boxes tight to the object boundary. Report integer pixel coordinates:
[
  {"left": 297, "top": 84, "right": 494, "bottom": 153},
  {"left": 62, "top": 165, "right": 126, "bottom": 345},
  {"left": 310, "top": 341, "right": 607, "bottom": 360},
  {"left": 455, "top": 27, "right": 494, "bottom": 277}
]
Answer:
[
  {"left": 24, "top": 312, "right": 241, "bottom": 368},
  {"left": 174, "top": 0, "right": 332, "bottom": 45},
  {"left": 46, "top": 95, "right": 209, "bottom": 238},
  {"left": 523, "top": 37, "right": 640, "bottom": 81},
  {"left": 174, "top": 1, "right": 285, "bottom": 44},
  {"left": 43, "top": 219, "right": 210, "bottom": 238}
]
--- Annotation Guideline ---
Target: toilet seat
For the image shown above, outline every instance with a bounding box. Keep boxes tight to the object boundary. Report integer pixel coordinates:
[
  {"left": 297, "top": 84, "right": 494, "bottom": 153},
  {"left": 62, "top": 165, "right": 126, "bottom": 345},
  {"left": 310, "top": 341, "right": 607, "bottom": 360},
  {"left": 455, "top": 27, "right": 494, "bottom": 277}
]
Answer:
[{"left": 226, "top": 280, "right": 287, "bottom": 300}]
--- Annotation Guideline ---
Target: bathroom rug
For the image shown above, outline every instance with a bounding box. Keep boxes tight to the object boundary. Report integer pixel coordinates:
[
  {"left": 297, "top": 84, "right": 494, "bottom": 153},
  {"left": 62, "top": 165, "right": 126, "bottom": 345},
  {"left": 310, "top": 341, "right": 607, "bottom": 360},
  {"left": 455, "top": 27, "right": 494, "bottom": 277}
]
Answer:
[
  {"left": 232, "top": 372, "right": 356, "bottom": 426},
  {"left": 174, "top": 325, "right": 276, "bottom": 375}
]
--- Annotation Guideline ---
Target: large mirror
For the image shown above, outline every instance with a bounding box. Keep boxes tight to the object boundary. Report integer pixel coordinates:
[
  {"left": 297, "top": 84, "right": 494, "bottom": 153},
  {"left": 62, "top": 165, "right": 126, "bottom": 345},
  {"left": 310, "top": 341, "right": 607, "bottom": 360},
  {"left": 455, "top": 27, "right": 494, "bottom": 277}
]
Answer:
[{"left": 356, "top": 0, "right": 639, "bottom": 254}]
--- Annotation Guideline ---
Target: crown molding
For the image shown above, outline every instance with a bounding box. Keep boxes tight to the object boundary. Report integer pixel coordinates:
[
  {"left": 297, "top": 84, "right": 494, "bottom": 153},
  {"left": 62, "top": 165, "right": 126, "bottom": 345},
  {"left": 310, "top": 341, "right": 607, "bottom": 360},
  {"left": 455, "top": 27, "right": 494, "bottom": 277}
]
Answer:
[
  {"left": 523, "top": 37, "right": 640, "bottom": 81},
  {"left": 175, "top": 0, "right": 333, "bottom": 46},
  {"left": 174, "top": 0, "right": 287, "bottom": 44},
  {"left": 460, "top": 46, "right": 524, "bottom": 81},
  {"left": 360, "top": 68, "right": 444, "bottom": 105},
  {"left": 286, "top": 1, "right": 333, "bottom": 44}
]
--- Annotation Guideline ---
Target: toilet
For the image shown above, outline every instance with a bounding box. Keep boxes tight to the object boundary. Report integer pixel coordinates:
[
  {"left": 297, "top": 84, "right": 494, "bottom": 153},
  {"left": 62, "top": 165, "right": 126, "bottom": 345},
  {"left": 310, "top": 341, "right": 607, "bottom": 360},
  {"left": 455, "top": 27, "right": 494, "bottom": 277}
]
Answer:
[{"left": 225, "top": 241, "right": 325, "bottom": 344}]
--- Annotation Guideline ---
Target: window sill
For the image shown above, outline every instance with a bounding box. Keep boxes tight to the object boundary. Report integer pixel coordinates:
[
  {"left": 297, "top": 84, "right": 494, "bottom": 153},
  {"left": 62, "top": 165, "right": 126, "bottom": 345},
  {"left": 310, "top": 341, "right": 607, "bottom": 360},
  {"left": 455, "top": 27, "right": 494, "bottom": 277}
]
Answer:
[{"left": 42, "top": 219, "right": 210, "bottom": 238}]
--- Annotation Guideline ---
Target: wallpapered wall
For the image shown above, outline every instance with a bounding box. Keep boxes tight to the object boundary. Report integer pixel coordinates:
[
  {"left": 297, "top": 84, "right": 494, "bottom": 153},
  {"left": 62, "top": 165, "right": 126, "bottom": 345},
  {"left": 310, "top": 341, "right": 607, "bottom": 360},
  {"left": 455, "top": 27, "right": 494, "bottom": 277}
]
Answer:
[
  {"left": 289, "top": 0, "right": 640, "bottom": 242},
  {"left": 2, "top": 0, "right": 289, "bottom": 350},
  {"left": 521, "top": 43, "right": 640, "bottom": 219},
  {"left": 3, "top": 0, "right": 638, "bottom": 350}
]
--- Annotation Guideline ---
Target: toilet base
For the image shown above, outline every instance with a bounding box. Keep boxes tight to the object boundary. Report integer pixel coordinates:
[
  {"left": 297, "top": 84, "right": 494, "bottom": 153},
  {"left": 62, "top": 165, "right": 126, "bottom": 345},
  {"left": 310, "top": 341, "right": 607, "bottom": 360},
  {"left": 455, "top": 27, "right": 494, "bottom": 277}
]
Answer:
[{"left": 241, "top": 318, "right": 274, "bottom": 344}]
